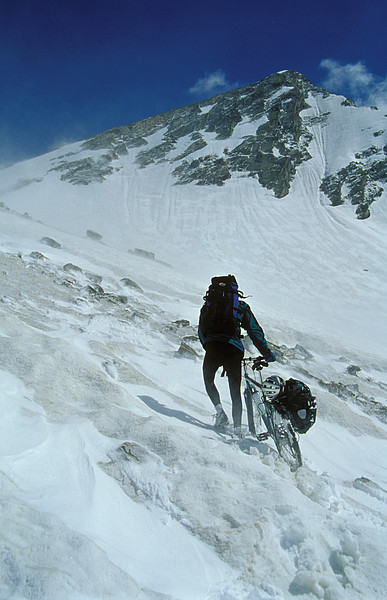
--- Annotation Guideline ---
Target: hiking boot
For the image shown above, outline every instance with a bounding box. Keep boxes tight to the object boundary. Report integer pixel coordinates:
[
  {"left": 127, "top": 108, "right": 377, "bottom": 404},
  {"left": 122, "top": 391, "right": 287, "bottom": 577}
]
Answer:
[
  {"left": 233, "top": 426, "right": 242, "bottom": 439},
  {"left": 214, "top": 405, "right": 229, "bottom": 430}
]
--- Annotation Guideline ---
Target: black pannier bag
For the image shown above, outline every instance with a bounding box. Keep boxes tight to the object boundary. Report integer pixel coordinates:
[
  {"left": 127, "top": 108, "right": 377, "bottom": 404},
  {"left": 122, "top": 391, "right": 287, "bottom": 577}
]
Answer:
[{"left": 279, "top": 378, "right": 317, "bottom": 434}]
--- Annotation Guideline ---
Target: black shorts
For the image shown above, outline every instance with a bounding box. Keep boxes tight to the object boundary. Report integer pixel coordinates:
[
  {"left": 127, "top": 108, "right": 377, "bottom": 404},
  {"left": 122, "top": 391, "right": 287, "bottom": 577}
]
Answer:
[{"left": 203, "top": 341, "right": 243, "bottom": 379}]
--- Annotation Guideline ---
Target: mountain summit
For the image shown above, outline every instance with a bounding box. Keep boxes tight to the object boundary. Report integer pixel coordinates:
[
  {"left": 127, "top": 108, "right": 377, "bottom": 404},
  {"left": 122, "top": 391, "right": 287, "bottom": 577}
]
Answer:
[
  {"left": 78, "top": 70, "right": 319, "bottom": 198},
  {"left": 2, "top": 70, "right": 386, "bottom": 222},
  {"left": 20, "top": 71, "right": 387, "bottom": 217}
]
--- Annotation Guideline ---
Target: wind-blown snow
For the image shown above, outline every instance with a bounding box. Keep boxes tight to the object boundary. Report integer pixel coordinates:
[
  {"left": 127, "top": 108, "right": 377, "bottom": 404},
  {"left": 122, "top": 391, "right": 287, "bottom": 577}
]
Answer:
[{"left": 0, "top": 83, "right": 386, "bottom": 599}]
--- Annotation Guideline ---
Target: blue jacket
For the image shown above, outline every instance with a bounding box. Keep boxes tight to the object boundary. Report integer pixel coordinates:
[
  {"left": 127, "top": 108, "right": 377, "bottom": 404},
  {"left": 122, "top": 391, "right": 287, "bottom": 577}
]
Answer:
[{"left": 198, "top": 300, "right": 271, "bottom": 357}]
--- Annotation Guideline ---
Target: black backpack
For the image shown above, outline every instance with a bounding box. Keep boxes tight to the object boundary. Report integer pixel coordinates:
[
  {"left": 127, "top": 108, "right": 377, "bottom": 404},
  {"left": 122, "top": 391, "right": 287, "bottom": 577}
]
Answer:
[
  {"left": 201, "top": 275, "right": 241, "bottom": 338},
  {"left": 279, "top": 379, "right": 317, "bottom": 434}
]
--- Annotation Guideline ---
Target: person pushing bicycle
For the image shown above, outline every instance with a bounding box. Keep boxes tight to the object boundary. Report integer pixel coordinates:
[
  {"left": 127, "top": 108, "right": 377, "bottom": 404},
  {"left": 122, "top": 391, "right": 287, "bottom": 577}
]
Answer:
[{"left": 198, "top": 274, "right": 276, "bottom": 437}]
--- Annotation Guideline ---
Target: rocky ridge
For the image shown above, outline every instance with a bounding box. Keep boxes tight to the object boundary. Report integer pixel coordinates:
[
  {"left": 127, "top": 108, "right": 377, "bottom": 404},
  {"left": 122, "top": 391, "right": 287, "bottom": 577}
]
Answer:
[
  {"left": 48, "top": 71, "right": 319, "bottom": 195},
  {"left": 320, "top": 142, "right": 387, "bottom": 219},
  {"left": 24, "top": 70, "right": 387, "bottom": 218}
]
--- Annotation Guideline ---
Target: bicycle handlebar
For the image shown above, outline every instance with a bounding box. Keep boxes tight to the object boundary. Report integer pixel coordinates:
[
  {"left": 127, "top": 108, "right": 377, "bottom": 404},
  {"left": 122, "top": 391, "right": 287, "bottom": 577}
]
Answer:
[{"left": 242, "top": 356, "right": 269, "bottom": 370}]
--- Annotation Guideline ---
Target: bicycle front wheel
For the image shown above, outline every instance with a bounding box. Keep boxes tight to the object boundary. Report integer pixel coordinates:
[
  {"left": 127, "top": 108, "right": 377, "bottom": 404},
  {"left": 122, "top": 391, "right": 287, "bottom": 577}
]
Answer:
[{"left": 272, "top": 419, "right": 302, "bottom": 471}]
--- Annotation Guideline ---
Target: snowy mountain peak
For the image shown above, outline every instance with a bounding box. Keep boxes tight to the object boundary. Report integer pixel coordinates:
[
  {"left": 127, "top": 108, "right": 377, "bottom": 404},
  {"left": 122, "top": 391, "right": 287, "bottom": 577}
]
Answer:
[
  {"left": 2, "top": 71, "right": 386, "bottom": 222},
  {"left": 50, "top": 69, "right": 325, "bottom": 196}
]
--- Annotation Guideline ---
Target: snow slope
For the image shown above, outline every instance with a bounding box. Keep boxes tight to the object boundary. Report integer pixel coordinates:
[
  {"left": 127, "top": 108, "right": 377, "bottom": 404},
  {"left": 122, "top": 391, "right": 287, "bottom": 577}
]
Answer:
[
  {"left": 1, "top": 82, "right": 386, "bottom": 359},
  {"left": 0, "top": 203, "right": 386, "bottom": 600},
  {"left": 0, "top": 74, "right": 387, "bottom": 598}
]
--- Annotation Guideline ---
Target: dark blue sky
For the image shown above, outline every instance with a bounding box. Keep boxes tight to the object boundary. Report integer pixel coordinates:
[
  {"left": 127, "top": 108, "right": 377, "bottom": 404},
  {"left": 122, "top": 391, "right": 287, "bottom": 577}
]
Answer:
[{"left": 1, "top": 0, "right": 386, "bottom": 165}]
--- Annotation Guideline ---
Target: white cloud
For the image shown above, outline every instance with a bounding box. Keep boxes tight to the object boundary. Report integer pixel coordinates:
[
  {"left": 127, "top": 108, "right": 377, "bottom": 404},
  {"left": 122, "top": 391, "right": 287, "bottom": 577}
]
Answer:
[
  {"left": 320, "top": 59, "right": 387, "bottom": 109},
  {"left": 188, "top": 70, "right": 238, "bottom": 98}
]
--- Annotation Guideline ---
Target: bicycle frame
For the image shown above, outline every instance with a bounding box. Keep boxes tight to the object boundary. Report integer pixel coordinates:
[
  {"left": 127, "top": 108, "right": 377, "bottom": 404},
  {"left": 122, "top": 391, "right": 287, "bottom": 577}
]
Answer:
[
  {"left": 242, "top": 357, "right": 302, "bottom": 470},
  {"left": 242, "top": 359, "right": 272, "bottom": 437}
]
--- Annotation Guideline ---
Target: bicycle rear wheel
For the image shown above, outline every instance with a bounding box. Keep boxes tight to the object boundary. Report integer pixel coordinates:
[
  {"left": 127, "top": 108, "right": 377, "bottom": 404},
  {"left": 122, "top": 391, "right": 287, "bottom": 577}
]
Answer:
[{"left": 272, "top": 418, "right": 302, "bottom": 471}]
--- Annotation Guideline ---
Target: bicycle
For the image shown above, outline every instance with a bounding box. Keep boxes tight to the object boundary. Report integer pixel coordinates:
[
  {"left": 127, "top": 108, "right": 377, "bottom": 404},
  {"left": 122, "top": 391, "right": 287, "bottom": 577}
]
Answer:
[{"left": 242, "top": 357, "right": 302, "bottom": 471}]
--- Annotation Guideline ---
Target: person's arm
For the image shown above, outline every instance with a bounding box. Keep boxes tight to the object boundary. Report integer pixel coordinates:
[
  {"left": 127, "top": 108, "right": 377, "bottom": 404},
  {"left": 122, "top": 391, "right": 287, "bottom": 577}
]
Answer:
[{"left": 240, "top": 303, "right": 276, "bottom": 361}]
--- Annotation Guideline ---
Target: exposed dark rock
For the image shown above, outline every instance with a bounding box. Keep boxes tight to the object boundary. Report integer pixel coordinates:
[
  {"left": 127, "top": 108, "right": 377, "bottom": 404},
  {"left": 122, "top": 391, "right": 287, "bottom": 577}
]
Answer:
[
  {"left": 134, "top": 248, "right": 155, "bottom": 260},
  {"left": 105, "top": 294, "right": 128, "bottom": 305},
  {"left": 173, "top": 155, "right": 231, "bottom": 186},
  {"left": 29, "top": 252, "right": 47, "bottom": 260},
  {"left": 355, "top": 146, "right": 381, "bottom": 159},
  {"left": 320, "top": 175, "right": 343, "bottom": 206},
  {"left": 356, "top": 204, "right": 371, "bottom": 220},
  {"left": 63, "top": 263, "right": 82, "bottom": 273},
  {"left": 174, "top": 134, "right": 207, "bottom": 161},
  {"left": 183, "top": 334, "right": 199, "bottom": 343},
  {"left": 85, "top": 272, "right": 103, "bottom": 284},
  {"left": 62, "top": 279, "right": 76, "bottom": 288},
  {"left": 49, "top": 155, "right": 115, "bottom": 184},
  {"left": 205, "top": 103, "right": 243, "bottom": 139},
  {"left": 82, "top": 284, "right": 105, "bottom": 297},
  {"left": 320, "top": 150, "right": 387, "bottom": 218},
  {"left": 176, "top": 341, "right": 200, "bottom": 359},
  {"left": 80, "top": 283, "right": 128, "bottom": 305},
  {"left": 82, "top": 128, "right": 147, "bottom": 152},
  {"left": 318, "top": 379, "right": 387, "bottom": 423},
  {"left": 353, "top": 477, "right": 387, "bottom": 502},
  {"left": 346, "top": 365, "right": 361, "bottom": 376},
  {"left": 119, "top": 442, "right": 141, "bottom": 461},
  {"left": 12, "top": 178, "right": 43, "bottom": 190},
  {"left": 303, "top": 112, "right": 331, "bottom": 126},
  {"left": 160, "top": 320, "right": 198, "bottom": 350},
  {"left": 136, "top": 136, "right": 178, "bottom": 168},
  {"left": 120, "top": 278, "right": 143, "bottom": 292},
  {"left": 370, "top": 159, "right": 387, "bottom": 181},
  {"left": 86, "top": 230, "right": 103, "bottom": 241},
  {"left": 40, "top": 237, "right": 61, "bottom": 249}
]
